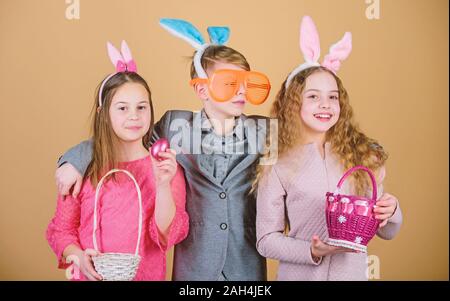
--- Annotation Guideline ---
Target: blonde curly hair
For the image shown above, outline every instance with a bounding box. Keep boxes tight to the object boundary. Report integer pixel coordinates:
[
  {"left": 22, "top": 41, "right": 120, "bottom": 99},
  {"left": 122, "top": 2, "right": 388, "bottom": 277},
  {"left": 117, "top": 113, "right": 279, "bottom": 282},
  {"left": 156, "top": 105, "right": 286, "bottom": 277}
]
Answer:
[{"left": 252, "top": 66, "right": 388, "bottom": 196}]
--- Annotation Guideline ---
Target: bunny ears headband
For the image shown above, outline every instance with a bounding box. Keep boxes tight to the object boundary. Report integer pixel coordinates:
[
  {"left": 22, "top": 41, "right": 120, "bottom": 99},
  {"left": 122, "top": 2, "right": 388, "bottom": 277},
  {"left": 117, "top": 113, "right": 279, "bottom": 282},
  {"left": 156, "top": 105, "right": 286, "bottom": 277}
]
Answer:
[
  {"left": 98, "top": 40, "right": 138, "bottom": 107},
  {"left": 285, "top": 16, "right": 352, "bottom": 89},
  {"left": 159, "top": 18, "right": 230, "bottom": 79}
]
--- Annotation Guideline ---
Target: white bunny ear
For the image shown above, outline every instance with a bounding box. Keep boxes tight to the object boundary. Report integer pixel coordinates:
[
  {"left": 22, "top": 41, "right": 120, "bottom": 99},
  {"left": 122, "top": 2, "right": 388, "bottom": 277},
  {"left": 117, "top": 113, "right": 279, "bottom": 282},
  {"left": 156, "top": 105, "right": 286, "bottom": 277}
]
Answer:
[
  {"left": 300, "top": 16, "right": 321, "bottom": 63},
  {"left": 107, "top": 41, "right": 124, "bottom": 67},
  {"left": 120, "top": 40, "right": 133, "bottom": 63}
]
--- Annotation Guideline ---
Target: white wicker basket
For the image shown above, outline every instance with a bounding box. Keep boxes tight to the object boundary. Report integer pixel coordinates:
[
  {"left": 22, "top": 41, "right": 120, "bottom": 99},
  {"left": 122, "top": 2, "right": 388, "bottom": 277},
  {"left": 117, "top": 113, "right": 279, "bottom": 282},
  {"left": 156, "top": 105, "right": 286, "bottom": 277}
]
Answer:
[{"left": 92, "top": 169, "right": 143, "bottom": 281}]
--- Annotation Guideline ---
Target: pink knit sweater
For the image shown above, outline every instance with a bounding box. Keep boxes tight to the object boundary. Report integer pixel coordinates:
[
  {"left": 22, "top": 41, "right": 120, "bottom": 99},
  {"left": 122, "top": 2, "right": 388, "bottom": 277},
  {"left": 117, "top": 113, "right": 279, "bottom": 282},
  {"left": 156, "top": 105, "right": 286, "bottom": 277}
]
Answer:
[
  {"left": 46, "top": 156, "right": 189, "bottom": 281},
  {"left": 256, "top": 142, "right": 402, "bottom": 281}
]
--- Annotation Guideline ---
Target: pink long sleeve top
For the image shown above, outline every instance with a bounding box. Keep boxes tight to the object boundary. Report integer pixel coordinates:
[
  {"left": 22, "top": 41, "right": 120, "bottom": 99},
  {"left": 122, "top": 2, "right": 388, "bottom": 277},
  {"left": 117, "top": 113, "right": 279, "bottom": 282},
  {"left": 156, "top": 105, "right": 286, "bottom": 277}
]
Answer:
[
  {"left": 46, "top": 156, "right": 189, "bottom": 281},
  {"left": 256, "top": 142, "right": 403, "bottom": 281}
]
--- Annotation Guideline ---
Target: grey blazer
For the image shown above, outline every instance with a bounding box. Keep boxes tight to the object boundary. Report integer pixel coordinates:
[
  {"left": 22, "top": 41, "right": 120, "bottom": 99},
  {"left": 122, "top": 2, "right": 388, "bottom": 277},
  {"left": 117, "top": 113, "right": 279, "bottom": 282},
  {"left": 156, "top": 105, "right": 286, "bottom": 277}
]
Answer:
[{"left": 57, "top": 110, "right": 268, "bottom": 281}]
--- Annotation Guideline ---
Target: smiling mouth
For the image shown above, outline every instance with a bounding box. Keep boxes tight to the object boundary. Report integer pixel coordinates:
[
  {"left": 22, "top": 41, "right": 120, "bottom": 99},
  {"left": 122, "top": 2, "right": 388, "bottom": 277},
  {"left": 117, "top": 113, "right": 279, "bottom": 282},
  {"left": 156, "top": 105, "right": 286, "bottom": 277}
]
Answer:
[
  {"left": 126, "top": 126, "right": 142, "bottom": 130},
  {"left": 313, "top": 113, "right": 333, "bottom": 121},
  {"left": 232, "top": 100, "right": 246, "bottom": 105}
]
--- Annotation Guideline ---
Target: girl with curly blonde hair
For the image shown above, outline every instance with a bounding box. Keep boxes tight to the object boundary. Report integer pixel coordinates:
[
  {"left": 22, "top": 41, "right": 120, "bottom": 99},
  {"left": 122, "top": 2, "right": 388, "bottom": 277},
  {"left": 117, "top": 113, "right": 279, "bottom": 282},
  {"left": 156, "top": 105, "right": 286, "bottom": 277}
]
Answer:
[{"left": 254, "top": 16, "right": 403, "bottom": 280}]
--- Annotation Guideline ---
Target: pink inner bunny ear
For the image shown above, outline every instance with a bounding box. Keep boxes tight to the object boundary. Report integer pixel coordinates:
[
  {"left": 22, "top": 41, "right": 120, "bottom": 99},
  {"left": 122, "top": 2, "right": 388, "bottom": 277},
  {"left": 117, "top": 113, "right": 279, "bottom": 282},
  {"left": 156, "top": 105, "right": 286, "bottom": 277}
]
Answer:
[
  {"left": 120, "top": 40, "right": 133, "bottom": 63},
  {"left": 322, "top": 32, "right": 352, "bottom": 73},
  {"left": 300, "top": 16, "right": 321, "bottom": 63},
  {"left": 107, "top": 41, "right": 124, "bottom": 67},
  {"left": 328, "top": 32, "right": 352, "bottom": 61}
]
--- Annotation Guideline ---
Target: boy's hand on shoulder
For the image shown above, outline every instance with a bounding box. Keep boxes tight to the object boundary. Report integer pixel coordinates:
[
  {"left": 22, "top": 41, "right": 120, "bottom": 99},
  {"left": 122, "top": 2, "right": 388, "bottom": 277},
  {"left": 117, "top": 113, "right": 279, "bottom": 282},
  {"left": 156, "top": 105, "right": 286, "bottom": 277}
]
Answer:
[{"left": 55, "top": 163, "right": 83, "bottom": 198}]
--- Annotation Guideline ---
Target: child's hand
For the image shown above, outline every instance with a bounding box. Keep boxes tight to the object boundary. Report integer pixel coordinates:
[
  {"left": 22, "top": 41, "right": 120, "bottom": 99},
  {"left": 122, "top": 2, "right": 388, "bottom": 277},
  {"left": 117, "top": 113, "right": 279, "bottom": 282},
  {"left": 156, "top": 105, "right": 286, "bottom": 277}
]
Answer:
[
  {"left": 374, "top": 193, "right": 398, "bottom": 227},
  {"left": 55, "top": 163, "right": 83, "bottom": 198},
  {"left": 71, "top": 248, "right": 103, "bottom": 281},
  {"left": 150, "top": 149, "right": 178, "bottom": 186},
  {"left": 311, "top": 235, "right": 356, "bottom": 262}
]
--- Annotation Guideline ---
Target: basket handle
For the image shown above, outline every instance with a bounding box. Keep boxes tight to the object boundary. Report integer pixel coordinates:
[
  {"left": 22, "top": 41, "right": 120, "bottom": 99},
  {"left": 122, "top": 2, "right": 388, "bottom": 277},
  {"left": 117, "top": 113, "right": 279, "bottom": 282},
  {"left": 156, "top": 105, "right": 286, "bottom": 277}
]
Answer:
[
  {"left": 92, "top": 169, "right": 143, "bottom": 256},
  {"left": 335, "top": 165, "right": 377, "bottom": 201}
]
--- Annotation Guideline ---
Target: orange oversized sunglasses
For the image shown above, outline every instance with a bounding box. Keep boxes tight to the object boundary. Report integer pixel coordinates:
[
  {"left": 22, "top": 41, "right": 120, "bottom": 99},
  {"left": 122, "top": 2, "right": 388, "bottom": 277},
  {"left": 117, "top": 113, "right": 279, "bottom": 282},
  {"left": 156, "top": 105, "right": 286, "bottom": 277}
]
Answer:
[{"left": 189, "top": 69, "right": 271, "bottom": 105}]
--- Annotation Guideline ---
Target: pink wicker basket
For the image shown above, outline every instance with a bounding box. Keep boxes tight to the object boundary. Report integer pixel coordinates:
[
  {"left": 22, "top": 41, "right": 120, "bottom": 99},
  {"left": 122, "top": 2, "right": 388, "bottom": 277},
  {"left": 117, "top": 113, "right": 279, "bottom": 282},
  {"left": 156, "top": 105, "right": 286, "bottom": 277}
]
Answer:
[{"left": 325, "top": 165, "right": 380, "bottom": 253}]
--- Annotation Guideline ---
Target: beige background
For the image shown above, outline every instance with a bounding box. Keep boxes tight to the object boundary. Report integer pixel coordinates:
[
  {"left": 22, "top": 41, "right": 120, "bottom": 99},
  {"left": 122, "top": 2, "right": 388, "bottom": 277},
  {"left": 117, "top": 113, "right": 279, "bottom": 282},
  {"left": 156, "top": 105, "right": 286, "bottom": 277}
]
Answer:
[{"left": 0, "top": 0, "right": 448, "bottom": 280}]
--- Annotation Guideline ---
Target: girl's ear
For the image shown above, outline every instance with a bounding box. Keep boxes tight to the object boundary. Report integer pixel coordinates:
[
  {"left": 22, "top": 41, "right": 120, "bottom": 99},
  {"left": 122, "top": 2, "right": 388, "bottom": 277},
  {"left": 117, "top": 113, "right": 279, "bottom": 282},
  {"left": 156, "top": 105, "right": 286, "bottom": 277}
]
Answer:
[
  {"left": 96, "top": 106, "right": 102, "bottom": 114},
  {"left": 193, "top": 83, "right": 209, "bottom": 100}
]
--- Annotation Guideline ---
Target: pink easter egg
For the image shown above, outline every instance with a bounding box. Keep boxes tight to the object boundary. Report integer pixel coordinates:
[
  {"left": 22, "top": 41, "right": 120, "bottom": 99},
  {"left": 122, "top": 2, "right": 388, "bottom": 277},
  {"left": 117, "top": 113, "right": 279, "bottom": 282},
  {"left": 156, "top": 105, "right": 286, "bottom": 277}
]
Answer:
[{"left": 151, "top": 138, "right": 169, "bottom": 161}]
